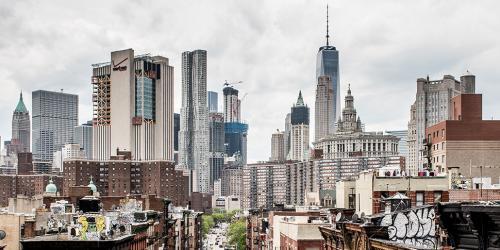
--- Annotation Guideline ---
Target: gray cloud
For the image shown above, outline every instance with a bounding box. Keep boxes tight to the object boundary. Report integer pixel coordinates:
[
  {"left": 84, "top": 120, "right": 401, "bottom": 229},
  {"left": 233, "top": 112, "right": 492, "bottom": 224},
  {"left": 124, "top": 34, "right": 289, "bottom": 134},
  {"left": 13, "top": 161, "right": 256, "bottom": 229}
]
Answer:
[{"left": 1, "top": 0, "right": 500, "bottom": 163}]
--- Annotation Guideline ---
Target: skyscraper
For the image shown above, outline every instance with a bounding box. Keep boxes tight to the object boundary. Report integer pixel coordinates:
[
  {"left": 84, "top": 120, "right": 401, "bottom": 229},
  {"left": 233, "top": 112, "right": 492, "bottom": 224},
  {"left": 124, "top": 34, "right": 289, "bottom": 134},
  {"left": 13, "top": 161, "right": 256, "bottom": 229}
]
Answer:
[
  {"left": 179, "top": 50, "right": 210, "bottom": 193},
  {"left": 208, "top": 91, "right": 218, "bottom": 113},
  {"left": 91, "top": 49, "right": 174, "bottom": 161},
  {"left": 223, "top": 86, "right": 240, "bottom": 123},
  {"left": 284, "top": 113, "right": 291, "bottom": 159},
  {"left": 290, "top": 91, "right": 310, "bottom": 161},
  {"left": 223, "top": 85, "right": 248, "bottom": 164},
  {"left": 32, "top": 90, "right": 78, "bottom": 162},
  {"left": 386, "top": 130, "right": 409, "bottom": 161},
  {"left": 271, "top": 130, "right": 285, "bottom": 162},
  {"left": 74, "top": 121, "right": 93, "bottom": 159},
  {"left": 315, "top": 75, "right": 334, "bottom": 141},
  {"left": 174, "top": 113, "right": 180, "bottom": 152},
  {"left": 208, "top": 112, "right": 225, "bottom": 192},
  {"left": 407, "top": 74, "right": 475, "bottom": 174},
  {"left": 316, "top": 6, "right": 340, "bottom": 125},
  {"left": 11, "top": 92, "right": 30, "bottom": 154}
]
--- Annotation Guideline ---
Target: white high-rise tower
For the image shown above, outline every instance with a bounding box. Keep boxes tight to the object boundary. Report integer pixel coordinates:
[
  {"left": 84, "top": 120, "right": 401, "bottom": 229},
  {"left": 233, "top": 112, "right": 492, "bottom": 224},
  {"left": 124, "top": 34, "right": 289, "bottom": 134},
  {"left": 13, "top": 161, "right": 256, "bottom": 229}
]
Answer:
[{"left": 179, "top": 50, "right": 210, "bottom": 194}]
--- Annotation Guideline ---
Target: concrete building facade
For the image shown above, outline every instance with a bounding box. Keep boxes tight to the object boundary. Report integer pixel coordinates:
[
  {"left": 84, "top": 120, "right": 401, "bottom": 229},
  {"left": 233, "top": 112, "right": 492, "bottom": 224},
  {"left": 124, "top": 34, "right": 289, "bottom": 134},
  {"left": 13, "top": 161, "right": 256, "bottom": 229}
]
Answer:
[
  {"left": 74, "top": 121, "right": 93, "bottom": 159},
  {"left": 242, "top": 162, "right": 289, "bottom": 210},
  {"left": 221, "top": 164, "right": 242, "bottom": 197},
  {"left": 284, "top": 113, "right": 292, "bottom": 159},
  {"left": 271, "top": 130, "right": 285, "bottom": 162},
  {"left": 407, "top": 74, "right": 475, "bottom": 174},
  {"left": 314, "top": 87, "right": 399, "bottom": 160},
  {"left": 315, "top": 75, "right": 335, "bottom": 142}
]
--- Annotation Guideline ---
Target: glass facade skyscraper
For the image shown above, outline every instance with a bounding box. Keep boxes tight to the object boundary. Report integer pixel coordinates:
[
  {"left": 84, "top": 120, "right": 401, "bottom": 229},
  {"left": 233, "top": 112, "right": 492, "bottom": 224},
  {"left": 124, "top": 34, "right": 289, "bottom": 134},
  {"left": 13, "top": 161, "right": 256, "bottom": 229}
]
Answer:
[
  {"left": 316, "top": 5, "right": 341, "bottom": 125},
  {"left": 32, "top": 90, "right": 78, "bottom": 162},
  {"left": 316, "top": 46, "right": 340, "bottom": 123},
  {"left": 208, "top": 91, "right": 218, "bottom": 113}
]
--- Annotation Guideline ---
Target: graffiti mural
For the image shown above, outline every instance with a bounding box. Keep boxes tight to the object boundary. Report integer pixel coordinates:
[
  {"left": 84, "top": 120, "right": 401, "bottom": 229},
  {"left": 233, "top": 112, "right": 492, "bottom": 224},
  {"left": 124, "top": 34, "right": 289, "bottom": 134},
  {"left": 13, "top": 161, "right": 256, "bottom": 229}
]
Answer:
[
  {"left": 73, "top": 215, "right": 107, "bottom": 240},
  {"left": 378, "top": 206, "right": 436, "bottom": 248}
]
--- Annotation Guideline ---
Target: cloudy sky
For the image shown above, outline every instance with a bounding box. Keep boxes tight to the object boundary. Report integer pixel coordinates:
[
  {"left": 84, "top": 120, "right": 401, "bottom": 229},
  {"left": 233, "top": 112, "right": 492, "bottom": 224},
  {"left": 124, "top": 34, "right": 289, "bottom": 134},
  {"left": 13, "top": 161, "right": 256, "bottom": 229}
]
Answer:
[{"left": 1, "top": 0, "right": 499, "bottom": 162}]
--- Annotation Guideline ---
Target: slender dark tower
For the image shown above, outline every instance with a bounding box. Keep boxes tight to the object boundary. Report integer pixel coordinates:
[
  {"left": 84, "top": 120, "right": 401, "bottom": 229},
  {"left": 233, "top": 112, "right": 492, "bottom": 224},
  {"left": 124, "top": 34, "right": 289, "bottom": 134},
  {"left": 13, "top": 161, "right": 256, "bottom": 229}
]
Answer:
[
  {"left": 316, "top": 5, "right": 340, "bottom": 131},
  {"left": 11, "top": 92, "right": 30, "bottom": 154}
]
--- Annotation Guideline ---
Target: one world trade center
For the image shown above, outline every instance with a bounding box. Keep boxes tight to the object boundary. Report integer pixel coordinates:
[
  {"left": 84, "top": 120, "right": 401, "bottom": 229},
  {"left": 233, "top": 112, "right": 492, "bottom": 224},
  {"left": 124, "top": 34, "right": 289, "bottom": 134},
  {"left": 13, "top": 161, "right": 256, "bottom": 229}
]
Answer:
[{"left": 315, "top": 5, "right": 340, "bottom": 137}]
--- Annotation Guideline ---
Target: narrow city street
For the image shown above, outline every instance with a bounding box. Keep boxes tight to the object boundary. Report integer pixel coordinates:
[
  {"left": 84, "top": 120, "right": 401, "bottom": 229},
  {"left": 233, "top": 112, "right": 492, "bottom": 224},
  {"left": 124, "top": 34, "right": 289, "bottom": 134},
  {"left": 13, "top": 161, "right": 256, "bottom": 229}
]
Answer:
[{"left": 204, "top": 222, "right": 230, "bottom": 250}]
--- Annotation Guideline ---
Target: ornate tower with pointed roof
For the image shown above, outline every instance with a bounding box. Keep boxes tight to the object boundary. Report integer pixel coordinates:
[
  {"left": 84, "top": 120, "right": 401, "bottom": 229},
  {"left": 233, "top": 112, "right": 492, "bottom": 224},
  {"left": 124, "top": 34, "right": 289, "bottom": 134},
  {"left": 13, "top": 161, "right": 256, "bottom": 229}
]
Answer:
[
  {"left": 337, "top": 85, "right": 363, "bottom": 133},
  {"left": 12, "top": 92, "right": 30, "bottom": 153},
  {"left": 291, "top": 91, "right": 309, "bottom": 125},
  {"left": 290, "top": 91, "right": 310, "bottom": 161}
]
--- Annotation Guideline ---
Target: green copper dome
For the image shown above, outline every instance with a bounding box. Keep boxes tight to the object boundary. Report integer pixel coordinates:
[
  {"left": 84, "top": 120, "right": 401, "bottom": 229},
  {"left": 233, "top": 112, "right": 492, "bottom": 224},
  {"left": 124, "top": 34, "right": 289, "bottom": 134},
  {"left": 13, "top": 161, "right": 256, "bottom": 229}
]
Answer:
[
  {"left": 15, "top": 92, "right": 28, "bottom": 113},
  {"left": 87, "top": 177, "right": 97, "bottom": 193},
  {"left": 45, "top": 177, "right": 57, "bottom": 193}
]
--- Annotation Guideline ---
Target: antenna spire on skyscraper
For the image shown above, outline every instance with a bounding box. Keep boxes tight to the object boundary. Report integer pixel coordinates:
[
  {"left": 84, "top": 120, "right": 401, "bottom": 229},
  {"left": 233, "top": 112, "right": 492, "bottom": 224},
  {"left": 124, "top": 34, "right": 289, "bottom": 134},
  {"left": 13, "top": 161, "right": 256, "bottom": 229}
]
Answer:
[{"left": 326, "top": 4, "right": 330, "bottom": 46}]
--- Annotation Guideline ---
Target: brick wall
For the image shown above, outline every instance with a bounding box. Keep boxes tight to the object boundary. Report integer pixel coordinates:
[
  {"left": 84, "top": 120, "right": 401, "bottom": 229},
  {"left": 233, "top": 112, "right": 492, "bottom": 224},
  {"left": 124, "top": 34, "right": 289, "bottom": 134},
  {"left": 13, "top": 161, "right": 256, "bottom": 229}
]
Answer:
[
  {"left": 449, "top": 189, "right": 500, "bottom": 201},
  {"left": 372, "top": 191, "right": 449, "bottom": 214}
]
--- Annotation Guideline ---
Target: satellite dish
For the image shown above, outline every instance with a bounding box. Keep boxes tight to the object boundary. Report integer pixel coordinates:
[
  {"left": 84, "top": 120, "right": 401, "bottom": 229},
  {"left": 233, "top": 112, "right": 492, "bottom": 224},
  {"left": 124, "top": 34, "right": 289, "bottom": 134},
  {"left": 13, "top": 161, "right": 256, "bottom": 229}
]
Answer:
[
  {"left": 0, "top": 230, "right": 6, "bottom": 240},
  {"left": 335, "top": 212, "right": 344, "bottom": 222}
]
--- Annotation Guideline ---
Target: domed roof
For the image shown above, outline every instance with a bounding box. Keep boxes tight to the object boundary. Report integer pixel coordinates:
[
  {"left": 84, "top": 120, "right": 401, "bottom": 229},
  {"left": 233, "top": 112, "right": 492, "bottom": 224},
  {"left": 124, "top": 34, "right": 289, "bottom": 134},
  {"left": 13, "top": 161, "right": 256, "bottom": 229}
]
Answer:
[
  {"left": 45, "top": 177, "right": 57, "bottom": 193},
  {"left": 87, "top": 176, "right": 97, "bottom": 193}
]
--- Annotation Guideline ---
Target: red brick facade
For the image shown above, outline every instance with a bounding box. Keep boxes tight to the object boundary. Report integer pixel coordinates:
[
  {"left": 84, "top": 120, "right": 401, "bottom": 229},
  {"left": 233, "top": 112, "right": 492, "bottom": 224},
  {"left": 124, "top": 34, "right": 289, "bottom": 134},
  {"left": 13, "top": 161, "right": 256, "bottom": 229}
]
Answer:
[
  {"left": 449, "top": 189, "right": 500, "bottom": 201},
  {"left": 280, "top": 233, "right": 324, "bottom": 250},
  {"left": 372, "top": 190, "right": 449, "bottom": 214},
  {"left": 63, "top": 160, "right": 188, "bottom": 206},
  {"left": 0, "top": 174, "right": 63, "bottom": 206},
  {"left": 427, "top": 94, "right": 500, "bottom": 143}
]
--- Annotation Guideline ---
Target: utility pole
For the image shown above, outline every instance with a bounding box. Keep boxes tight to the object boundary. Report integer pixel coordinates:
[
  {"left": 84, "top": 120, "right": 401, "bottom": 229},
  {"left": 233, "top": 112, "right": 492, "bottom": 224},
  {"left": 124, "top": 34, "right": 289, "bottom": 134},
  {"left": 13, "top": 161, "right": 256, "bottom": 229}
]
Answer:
[{"left": 480, "top": 165, "right": 483, "bottom": 199}]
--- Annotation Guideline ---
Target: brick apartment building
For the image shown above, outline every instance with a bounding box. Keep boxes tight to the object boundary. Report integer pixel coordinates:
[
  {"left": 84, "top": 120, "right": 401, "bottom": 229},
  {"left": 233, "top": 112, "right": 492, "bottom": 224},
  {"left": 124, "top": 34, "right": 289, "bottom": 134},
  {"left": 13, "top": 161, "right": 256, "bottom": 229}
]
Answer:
[
  {"left": 336, "top": 169, "right": 449, "bottom": 215},
  {"left": 0, "top": 174, "right": 63, "bottom": 206},
  {"left": 63, "top": 158, "right": 188, "bottom": 206},
  {"left": 426, "top": 94, "right": 500, "bottom": 183}
]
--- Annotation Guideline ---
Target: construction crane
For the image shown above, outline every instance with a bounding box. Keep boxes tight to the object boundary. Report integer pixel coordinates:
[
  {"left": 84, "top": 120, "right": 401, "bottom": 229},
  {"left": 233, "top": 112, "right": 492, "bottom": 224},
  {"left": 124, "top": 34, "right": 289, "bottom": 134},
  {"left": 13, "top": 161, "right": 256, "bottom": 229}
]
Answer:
[{"left": 223, "top": 80, "right": 243, "bottom": 88}]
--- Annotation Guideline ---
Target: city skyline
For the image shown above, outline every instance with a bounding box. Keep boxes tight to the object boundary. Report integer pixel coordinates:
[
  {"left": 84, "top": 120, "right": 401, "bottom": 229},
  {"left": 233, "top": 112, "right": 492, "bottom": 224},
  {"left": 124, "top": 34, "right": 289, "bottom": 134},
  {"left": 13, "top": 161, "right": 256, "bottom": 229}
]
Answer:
[{"left": 2, "top": 1, "right": 500, "bottom": 162}]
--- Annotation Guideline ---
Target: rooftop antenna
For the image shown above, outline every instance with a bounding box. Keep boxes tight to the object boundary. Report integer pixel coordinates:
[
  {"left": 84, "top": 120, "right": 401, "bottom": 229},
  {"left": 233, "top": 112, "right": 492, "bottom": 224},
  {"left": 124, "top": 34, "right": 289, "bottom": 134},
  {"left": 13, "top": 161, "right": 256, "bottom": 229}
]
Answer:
[{"left": 326, "top": 4, "right": 330, "bottom": 46}]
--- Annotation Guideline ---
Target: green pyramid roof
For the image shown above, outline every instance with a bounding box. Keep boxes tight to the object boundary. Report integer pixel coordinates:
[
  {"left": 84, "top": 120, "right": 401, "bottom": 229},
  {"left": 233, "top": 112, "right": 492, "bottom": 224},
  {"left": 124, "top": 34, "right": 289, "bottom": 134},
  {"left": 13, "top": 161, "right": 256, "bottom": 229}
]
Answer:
[
  {"left": 15, "top": 93, "right": 28, "bottom": 113},
  {"left": 296, "top": 91, "right": 305, "bottom": 106}
]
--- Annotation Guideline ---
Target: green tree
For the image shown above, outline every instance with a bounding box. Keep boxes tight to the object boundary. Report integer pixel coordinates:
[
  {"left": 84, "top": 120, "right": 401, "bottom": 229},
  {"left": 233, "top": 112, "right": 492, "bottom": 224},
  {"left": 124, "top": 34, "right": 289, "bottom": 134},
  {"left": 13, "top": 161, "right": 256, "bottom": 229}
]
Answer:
[
  {"left": 201, "top": 215, "right": 214, "bottom": 236},
  {"left": 228, "top": 218, "right": 246, "bottom": 249}
]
